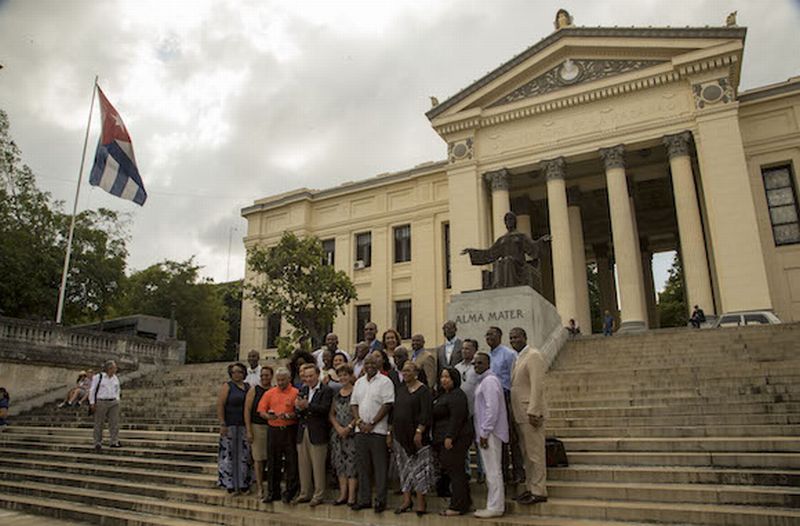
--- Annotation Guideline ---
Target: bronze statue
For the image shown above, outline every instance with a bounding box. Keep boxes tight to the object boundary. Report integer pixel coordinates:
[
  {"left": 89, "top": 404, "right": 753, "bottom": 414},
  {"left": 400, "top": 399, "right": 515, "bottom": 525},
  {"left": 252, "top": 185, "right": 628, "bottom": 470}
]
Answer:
[{"left": 461, "top": 212, "right": 551, "bottom": 290}]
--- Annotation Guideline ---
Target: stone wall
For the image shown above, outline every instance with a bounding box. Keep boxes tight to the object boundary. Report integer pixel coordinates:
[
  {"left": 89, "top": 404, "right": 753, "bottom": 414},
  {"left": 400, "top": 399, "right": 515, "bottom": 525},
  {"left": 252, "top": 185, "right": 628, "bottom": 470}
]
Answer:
[{"left": 0, "top": 316, "right": 185, "bottom": 413}]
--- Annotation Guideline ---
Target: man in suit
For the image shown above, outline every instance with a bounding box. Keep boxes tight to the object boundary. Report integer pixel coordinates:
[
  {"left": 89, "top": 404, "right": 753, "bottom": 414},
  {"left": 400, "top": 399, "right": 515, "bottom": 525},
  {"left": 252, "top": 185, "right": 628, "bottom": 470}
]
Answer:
[
  {"left": 509, "top": 327, "right": 547, "bottom": 505},
  {"left": 436, "top": 320, "right": 463, "bottom": 379},
  {"left": 411, "top": 333, "right": 437, "bottom": 389},
  {"left": 293, "top": 363, "right": 334, "bottom": 506}
]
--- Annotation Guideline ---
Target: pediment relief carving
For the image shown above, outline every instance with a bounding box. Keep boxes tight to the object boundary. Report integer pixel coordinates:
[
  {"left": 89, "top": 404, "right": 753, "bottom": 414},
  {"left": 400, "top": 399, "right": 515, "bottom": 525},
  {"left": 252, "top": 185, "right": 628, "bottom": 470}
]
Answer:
[{"left": 489, "top": 58, "right": 667, "bottom": 108}]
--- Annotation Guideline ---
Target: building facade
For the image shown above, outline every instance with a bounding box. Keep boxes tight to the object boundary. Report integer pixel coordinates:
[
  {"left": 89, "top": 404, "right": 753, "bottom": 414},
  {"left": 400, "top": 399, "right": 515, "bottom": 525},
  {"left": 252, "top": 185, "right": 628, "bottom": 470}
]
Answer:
[{"left": 240, "top": 18, "right": 800, "bottom": 356}]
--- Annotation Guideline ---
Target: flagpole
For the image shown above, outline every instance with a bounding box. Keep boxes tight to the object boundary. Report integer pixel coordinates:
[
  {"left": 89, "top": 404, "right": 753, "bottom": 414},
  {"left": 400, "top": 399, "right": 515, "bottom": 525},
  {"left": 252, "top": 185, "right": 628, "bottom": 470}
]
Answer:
[{"left": 56, "top": 75, "right": 99, "bottom": 324}]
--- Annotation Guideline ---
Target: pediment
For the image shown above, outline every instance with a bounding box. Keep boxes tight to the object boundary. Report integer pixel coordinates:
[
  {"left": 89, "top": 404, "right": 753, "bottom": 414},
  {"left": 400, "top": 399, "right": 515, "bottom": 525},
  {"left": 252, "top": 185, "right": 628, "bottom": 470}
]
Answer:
[
  {"left": 487, "top": 58, "right": 667, "bottom": 108},
  {"left": 427, "top": 26, "right": 746, "bottom": 126}
]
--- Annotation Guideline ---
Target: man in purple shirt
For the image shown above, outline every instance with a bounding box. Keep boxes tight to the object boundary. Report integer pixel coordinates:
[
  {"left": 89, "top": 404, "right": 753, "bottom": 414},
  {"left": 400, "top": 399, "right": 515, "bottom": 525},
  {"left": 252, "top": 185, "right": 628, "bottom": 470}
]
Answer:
[
  {"left": 472, "top": 351, "right": 508, "bottom": 518},
  {"left": 485, "top": 326, "right": 523, "bottom": 484}
]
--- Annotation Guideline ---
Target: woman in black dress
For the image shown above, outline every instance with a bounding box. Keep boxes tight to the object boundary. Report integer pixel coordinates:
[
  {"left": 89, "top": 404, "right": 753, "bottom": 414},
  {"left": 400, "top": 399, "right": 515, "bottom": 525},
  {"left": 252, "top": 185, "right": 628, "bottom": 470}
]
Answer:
[
  {"left": 433, "top": 366, "right": 473, "bottom": 516},
  {"left": 391, "top": 361, "right": 434, "bottom": 516}
]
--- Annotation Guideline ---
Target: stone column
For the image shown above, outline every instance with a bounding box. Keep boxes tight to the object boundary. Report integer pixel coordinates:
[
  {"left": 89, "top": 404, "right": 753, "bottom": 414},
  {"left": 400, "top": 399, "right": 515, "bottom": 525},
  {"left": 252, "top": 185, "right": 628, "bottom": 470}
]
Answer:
[
  {"left": 567, "top": 187, "right": 592, "bottom": 333},
  {"left": 511, "top": 196, "right": 532, "bottom": 237},
  {"left": 664, "top": 131, "right": 715, "bottom": 315},
  {"left": 543, "top": 157, "right": 577, "bottom": 324},
  {"left": 640, "top": 238, "right": 658, "bottom": 329},
  {"left": 593, "top": 243, "right": 619, "bottom": 321},
  {"left": 448, "top": 164, "right": 491, "bottom": 293},
  {"left": 599, "top": 145, "right": 647, "bottom": 331},
  {"left": 485, "top": 169, "right": 511, "bottom": 241}
]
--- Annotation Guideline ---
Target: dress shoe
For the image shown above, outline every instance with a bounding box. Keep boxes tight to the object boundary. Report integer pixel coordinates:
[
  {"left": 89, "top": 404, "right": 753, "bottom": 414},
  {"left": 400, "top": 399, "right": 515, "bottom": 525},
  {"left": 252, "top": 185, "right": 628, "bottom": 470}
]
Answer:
[
  {"left": 309, "top": 499, "right": 323, "bottom": 507},
  {"left": 94, "top": 444, "right": 102, "bottom": 451},
  {"left": 474, "top": 509, "right": 504, "bottom": 519},
  {"left": 518, "top": 494, "right": 548, "bottom": 505},
  {"left": 292, "top": 496, "right": 311, "bottom": 505},
  {"left": 512, "top": 491, "right": 532, "bottom": 501},
  {"left": 350, "top": 503, "right": 369, "bottom": 511},
  {"left": 109, "top": 442, "right": 123, "bottom": 448},
  {"left": 374, "top": 503, "right": 386, "bottom": 513}
]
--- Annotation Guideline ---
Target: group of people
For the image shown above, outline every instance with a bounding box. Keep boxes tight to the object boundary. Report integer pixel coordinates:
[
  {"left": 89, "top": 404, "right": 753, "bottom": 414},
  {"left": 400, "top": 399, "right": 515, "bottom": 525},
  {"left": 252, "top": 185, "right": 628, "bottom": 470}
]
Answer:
[{"left": 217, "top": 320, "right": 548, "bottom": 519}]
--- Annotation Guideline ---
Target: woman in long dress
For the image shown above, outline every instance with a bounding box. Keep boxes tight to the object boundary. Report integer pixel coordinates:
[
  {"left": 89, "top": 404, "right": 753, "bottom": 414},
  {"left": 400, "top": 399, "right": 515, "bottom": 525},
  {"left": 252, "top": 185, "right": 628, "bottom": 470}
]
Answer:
[
  {"left": 433, "top": 366, "right": 474, "bottom": 515},
  {"left": 216, "top": 362, "right": 253, "bottom": 494},
  {"left": 328, "top": 363, "right": 358, "bottom": 505},
  {"left": 391, "top": 361, "right": 434, "bottom": 516}
]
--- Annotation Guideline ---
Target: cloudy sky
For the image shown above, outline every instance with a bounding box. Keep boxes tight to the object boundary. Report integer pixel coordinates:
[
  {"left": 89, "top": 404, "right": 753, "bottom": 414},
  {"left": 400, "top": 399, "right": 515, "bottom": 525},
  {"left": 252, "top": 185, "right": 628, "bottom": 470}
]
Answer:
[{"left": 1, "top": 0, "right": 799, "bottom": 290}]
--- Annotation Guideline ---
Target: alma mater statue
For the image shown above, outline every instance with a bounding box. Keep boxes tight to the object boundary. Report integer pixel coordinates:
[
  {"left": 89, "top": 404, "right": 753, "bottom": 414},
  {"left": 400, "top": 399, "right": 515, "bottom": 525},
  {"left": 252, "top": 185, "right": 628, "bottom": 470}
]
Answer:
[{"left": 461, "top": 211, "right": 551, "bottom": 290}]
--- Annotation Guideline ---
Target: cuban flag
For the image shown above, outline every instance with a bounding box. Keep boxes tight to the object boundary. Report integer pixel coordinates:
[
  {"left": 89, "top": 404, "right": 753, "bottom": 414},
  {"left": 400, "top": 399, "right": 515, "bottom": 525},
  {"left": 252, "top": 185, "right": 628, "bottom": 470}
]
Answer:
[{"left": 89, "top": 87, "right": 147, "bottom": 205}]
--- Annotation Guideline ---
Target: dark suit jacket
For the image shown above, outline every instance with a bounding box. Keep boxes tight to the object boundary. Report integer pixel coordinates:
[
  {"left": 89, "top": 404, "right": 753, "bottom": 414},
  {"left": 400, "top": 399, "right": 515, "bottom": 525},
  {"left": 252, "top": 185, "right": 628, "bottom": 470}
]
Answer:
[
  {"left": 436, "top": 338, "right": 463, "bottom": 377},
  {"left": 296, "top": 382, "right": 334, "bottom": 445}
]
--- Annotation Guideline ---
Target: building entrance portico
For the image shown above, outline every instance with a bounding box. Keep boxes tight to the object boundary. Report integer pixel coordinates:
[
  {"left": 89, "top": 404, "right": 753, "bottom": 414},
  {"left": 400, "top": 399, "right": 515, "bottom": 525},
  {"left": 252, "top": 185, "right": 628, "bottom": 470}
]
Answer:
[{"left": 432, "top": 24, "right": 773, "bottom": 333}]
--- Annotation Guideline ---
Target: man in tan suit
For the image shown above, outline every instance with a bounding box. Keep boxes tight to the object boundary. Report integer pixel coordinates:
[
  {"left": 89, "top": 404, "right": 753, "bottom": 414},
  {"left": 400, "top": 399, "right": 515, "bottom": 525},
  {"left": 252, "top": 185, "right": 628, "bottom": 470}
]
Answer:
[
  {"left": 509, "top": 327, "right": 547, "bottom": 505},
  {"left": 411, "top": 333, "right": 437, "bottom": 389}
]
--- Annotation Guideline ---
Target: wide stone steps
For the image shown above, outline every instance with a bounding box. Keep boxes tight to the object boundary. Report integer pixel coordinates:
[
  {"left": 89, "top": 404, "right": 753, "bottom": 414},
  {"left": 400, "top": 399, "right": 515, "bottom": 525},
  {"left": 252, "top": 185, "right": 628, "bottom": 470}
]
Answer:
[
  {"left": 0, "top": 446, "right": 218, "bottom": 475},
  {"left": 3, "top": 325, "right": 800, "bottom": 525},
  {"left": 549, "top": 424, "right": 800, "bottom": 438},
  {"left": 550, "top": 464, "right": 800, "bottom": 486},
  {"left": 2, "top": 472, "right": 800, "bottom": 526}
]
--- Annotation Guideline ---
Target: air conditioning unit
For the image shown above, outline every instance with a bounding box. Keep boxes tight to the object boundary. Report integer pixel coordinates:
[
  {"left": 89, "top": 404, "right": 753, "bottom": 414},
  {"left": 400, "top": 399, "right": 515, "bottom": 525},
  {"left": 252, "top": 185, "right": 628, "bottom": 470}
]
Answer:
[{"left": 353, "top": 260, "right": 366, "bottom": 270}]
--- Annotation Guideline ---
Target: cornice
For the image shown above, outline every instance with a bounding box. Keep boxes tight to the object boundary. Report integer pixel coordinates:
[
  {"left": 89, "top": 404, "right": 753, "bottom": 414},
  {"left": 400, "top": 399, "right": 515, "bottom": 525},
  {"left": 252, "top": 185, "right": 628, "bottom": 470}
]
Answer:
[
  {"left": 241, "top": 160, "right": 447, "bottom": 217},
  {"left": 432, "top": 52, "right": 740, "bottom": 137}
]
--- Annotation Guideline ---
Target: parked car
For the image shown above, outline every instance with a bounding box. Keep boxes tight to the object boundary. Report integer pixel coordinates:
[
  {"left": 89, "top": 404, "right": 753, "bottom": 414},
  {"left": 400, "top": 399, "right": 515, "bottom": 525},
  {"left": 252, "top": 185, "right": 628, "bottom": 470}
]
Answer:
[{"left": 713, "top": 310, "right": 782, "bottom": 328}]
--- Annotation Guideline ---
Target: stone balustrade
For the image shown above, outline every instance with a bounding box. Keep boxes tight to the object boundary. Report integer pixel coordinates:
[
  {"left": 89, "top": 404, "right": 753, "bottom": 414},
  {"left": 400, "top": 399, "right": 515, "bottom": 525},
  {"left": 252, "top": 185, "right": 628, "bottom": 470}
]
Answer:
[{"left": 0, "top": 315, "right": 185, "bottom": 369}]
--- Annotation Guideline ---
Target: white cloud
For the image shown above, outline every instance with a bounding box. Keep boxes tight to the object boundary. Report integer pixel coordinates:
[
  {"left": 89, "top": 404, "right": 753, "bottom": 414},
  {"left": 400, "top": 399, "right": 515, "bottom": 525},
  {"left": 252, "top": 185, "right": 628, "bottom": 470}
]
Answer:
[{"left": 1, "top": 0, "right": 798, "bottom": 286}]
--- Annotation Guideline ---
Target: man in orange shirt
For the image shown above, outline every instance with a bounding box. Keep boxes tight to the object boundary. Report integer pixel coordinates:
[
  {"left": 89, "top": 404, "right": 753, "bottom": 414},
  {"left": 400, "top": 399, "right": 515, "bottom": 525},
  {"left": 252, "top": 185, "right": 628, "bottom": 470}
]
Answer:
[{"left": 258, "top": 367, "right": 299, "bottom": 503}]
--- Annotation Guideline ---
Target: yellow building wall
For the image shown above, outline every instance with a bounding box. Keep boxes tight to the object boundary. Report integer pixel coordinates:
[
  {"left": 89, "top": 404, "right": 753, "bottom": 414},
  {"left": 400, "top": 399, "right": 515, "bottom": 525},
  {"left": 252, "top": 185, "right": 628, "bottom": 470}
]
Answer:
[
  {"left": 741, "top": 90, "right": 800, "bottom": 322},
  {"left": 240, "top": 167, "right": 450, "bottom": 358}
]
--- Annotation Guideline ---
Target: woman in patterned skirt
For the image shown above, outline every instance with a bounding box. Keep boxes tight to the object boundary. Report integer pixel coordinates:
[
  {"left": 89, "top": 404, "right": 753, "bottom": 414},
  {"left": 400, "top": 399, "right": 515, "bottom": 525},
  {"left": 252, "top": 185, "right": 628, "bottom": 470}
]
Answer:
[
  {"left": 216, "top": 362, "right": 253, "bottom": 494},
  {"left": 391, "top": 361, "right": 434, "bottom": 516},
  {"left": 328, "top": 363, "right": 358, "bottom": 505}
]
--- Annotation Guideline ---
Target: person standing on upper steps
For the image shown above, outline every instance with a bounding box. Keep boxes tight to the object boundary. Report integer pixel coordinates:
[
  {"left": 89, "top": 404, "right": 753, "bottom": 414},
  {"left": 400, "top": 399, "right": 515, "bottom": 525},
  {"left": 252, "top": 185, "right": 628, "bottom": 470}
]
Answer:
[
  {"left": 509, "top": 327, "right": 548, "bottom": 505},
  {"left": 89, "top": 360, "right": 122, "bottom": 451}
]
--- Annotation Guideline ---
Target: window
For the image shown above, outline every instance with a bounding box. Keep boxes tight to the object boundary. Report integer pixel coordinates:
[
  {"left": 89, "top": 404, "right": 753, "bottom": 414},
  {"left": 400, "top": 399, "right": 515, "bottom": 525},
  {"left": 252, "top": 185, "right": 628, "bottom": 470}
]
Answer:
[
  {"left": 355, "top": 232, "right": 372, "bottom": 268},
  {"left": 394, "top": 224, "right": 411, "bottom": 263},
  {"left": 717, "top": 315, "right": 741, "bottom": 327},
  {"left": 762, "top": 164, "right": 800, "bottom": 245},
  {"left": 265, "top": 313, "right": 281, "bottom": 348},
  {"left": 744, "top": 314, "right": 769, "bottom": 325},
  {"left": 395, "top": 300, "right": 412, "bottom": 340},
  {"left": 355, "top": 304, "right": 371, "bottom": 342},
  {"left": 443, "top": 222, "right": 451, "bottom": 289},
  {"left": 322, "top": 238, "right": 335, "bottom": 266}
]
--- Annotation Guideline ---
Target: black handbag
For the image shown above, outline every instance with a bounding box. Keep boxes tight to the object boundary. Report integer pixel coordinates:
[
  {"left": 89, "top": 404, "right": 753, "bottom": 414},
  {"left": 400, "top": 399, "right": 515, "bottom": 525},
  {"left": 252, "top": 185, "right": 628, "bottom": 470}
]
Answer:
[{"left": 545, "top": 437, "right": 568, "bottom": 467}]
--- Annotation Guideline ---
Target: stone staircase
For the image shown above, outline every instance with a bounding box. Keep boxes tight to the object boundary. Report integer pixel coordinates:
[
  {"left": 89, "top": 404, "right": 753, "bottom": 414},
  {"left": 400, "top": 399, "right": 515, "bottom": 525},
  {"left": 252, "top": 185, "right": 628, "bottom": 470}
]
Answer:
[{"left": 1, "top": 325, "right": 799, "bottom": 525}]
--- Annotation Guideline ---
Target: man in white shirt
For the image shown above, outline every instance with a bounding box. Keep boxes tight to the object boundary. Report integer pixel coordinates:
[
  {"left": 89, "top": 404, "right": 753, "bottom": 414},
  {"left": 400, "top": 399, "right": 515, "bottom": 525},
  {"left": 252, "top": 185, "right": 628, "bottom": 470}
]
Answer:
[
  {"left": 89, "top": 359, "right": 122, "bottom": 450},
  {"left": 245, "top": 349, "right": 262, "bottom": 387},
  {"left": 350, "top": 356, "right": 394, "bottom": 513},
  {"left": 312, "top": 333, "right": 348, "bottom": 369}
]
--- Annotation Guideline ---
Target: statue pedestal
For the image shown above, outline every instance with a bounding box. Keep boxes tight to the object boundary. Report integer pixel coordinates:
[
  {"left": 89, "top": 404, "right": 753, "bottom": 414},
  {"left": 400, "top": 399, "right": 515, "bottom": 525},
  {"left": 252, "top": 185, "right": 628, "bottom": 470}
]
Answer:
[{"left": 447, "top": 286, "right": 567, "bottom": 368}]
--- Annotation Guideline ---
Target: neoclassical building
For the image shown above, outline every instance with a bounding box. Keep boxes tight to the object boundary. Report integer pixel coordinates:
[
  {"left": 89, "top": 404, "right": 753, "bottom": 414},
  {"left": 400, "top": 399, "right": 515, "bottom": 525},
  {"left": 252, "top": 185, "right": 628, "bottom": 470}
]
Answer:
[{"left": 240, "top": 15, "right": 800, "bottom": 355}]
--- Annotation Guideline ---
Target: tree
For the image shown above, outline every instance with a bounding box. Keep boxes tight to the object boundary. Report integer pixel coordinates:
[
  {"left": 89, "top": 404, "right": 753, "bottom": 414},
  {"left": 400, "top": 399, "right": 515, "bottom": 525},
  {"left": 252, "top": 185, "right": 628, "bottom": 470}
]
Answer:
[
  {"left": 214, "top": 280, "right": 242, "bottom": 361},
  {"left": 115, "top": 259, "right": 228, "bottom": 362},
  {"left": 657, "top": 253, "right": 688, "bottom": 328},
  {"left": 0, "top": 109, "right": 128, "bottom": 323},
  {"left": 246, "top": 232, "right": 357, "bottom": 354}
]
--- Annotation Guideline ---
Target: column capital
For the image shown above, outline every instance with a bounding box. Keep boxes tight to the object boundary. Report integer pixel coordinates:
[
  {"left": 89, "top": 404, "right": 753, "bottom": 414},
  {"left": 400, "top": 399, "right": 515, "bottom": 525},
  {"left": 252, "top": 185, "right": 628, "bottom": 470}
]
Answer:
[
  {"left": 510, "top": 196, "right": 531, "bottom": 215},
  {"left": 484, "top": 168, "right": 510, "bottom": 191},
  {"left": 566, "top": 186, "right": 582, "bottom": 207},
  {"left": 542, "top": 157, "right": 566, "bottom": 181},
  {"left": 599, "top": 144, "right": 626, "bottom": 170},
  {"left": 663, "top": 131, "right": 693, "bottom": 160}
]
